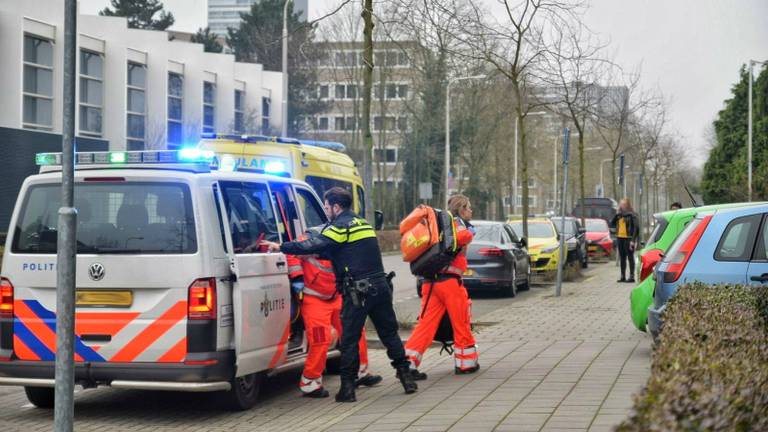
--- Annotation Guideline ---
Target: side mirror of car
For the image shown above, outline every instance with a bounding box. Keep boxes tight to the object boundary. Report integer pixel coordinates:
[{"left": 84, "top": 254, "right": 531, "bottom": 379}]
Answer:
[
  {"left": 578, "top": 227, "right": 587, "bottom": 235},
  {"left": 374, "top": 210, "right": 384, "bottom": 230},
  {"left": 519, "top": 237, "right": 527, "bottom": 248},
  {"left": 640, "top": 241, "right": 646, "bottom": 248}
]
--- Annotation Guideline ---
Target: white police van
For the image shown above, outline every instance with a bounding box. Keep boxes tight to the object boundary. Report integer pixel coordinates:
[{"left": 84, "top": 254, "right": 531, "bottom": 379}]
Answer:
[{"left": 0, "top": 149, "right": 333, "bottom": 410}]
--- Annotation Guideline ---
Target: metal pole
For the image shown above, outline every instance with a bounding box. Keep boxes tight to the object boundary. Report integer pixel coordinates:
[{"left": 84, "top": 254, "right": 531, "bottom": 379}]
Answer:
[
  {"left": 748, "top": 60, "right": 753, "bottom": 202},
  {"left": 514, "top": 116, "right": 518, "bottom": 214},
  {"left": 555, "top": 128, "right": 570, "bottom": 297},
  {"left": 553, "top": 136, "right": 557, "bottom": 210},
  {"left": 281, "top": 0, "right": 291, "bottom": 137},
  {"left": 445, "top": 80, "right": 452, "bottom": 208},
  {"left": 55, "top": 1, "right": 77, "bottom": 430}
]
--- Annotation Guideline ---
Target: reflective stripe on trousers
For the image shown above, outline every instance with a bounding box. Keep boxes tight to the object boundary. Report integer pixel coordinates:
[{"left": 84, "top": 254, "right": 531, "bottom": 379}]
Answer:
[
  {"left": 300, "top": 375, "right": 323, "bottom": 394},
  {"left": 405, "top": 348, "right": 423, "bottom": 368},
  {"left": 454, "top": 345, "right": 479, "bottom": 370}
]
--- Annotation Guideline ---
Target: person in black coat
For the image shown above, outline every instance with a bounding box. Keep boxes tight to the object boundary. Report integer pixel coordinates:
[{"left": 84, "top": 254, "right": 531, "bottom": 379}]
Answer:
[{"left": 610, "top": 198, "right": 640, "bottom": 283}]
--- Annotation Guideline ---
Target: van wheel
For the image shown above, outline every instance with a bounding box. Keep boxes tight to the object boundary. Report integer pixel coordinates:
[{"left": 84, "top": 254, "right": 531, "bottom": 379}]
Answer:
[
  {"left": 223, "top": 372, "right": 263, "bottom": 411},
  {"left": 24, "top": 386, "right": 55, "bottom": 408}
]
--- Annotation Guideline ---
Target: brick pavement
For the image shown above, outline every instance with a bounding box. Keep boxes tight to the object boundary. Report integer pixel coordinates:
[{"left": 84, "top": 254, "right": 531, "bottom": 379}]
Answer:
[{"left": 0, "top": 262, "right": 650, "bottom": 431}]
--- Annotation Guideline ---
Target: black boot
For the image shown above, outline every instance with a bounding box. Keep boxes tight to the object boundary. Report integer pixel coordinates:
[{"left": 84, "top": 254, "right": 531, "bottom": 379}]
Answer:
[
  {"left": 335, "top": 378, "right": 356, "bottom": 403},
  {"left": 396, "top": 366, "right": 418, "bottom": 394},
  {"left": 356, "top": 374, "right": 383, "bottom": 387},
  {"left": 396, "top": 367, "right": 428, "bottom": 381}
]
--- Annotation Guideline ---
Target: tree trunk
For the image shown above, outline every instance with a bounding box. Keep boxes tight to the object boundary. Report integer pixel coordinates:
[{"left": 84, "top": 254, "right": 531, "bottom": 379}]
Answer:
[{"left": 360, "top": 0, "right": 374, "bottom": 219}]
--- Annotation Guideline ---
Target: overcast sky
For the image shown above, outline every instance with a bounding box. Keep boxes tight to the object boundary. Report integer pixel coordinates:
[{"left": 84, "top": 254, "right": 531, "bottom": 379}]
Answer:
[{"left": 79, "top": 0, "right": 768, "bottom": 166}]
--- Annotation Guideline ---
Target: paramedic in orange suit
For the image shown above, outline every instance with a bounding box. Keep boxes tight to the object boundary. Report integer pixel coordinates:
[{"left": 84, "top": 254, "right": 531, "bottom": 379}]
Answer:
[
  {"left": 286, "top": 233, "right": 382, "bottom": 398},
  {"left": 403, "top": 194, "right": 479, "bottom": 379}
]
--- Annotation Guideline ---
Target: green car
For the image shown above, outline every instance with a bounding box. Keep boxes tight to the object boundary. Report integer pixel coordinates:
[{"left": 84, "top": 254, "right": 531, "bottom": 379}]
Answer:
[{"left": 630, "top": 202, "right": 765, "bottom": 331}]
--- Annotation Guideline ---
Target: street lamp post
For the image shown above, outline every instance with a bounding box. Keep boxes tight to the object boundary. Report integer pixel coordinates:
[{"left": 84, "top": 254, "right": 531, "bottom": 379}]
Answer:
[
  {"left": 445, "top": 74, "right": 485, "bottom": 207},
  {"left": 748, "top": 59, "right": 767, "bottom": 201},
  {"left": 281, "top": 0, "right": 292, "bottom": 137},
  {"left": 514, "top": 111, "right": 547, "bottom": 214}
]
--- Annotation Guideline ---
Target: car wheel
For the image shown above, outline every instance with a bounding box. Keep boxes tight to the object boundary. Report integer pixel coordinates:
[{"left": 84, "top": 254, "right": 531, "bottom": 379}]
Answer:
[
  {"left": 501, "top": 266, "right": 517, "bottom": 297},
  {"left": 222, "top": 372, "right": 264, "bottom": 411},
  {"left": 24, "top": 386, "right": 54, "bottom": 408}
]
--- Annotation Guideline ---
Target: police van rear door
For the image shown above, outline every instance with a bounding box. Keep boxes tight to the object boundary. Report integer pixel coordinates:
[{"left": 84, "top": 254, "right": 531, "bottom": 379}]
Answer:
[{"left": 215, "top": 180, "right": 290, "bottom": 376}]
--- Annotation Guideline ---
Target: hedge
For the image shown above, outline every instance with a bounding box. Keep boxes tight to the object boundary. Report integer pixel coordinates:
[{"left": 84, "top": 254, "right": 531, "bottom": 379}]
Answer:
[{"left": 617, "top": 283, "right": 768, "bottom": 432}]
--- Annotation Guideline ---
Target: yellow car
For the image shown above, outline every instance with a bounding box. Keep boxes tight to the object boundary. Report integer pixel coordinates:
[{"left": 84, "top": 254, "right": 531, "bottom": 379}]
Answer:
[{"left": 508, "top": 218, "right": 560, "bottom": 275}]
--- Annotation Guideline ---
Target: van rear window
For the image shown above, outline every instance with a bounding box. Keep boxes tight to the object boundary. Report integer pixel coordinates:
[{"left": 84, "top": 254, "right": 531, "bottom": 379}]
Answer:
[{"left": 12, "top": 182, "right": 196, "bottom": 254}]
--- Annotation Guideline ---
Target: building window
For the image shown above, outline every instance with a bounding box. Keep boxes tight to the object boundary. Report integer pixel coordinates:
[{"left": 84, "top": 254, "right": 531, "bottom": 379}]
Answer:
[
  {"left": 167, "top": 72, "right": 183, "bottom": 148},
  {"left": 22, "top": 35, "right": 54, "bottom": 130},
  {"left": 345, "top": 116, "right": 357, "bottom": 131},
  {"left": 516, "top": 195, "right": 537, "bottom": 207},
  {"left": 335, "top": 84, "right": 345, "bottom": 99},
  {"left": 261, "top": 96, "right": 270, "bottom": 132},
  {"left": 397, "top": 116, "right": 408, "bottom": 131},
  {"left": 79, "top": 50, "right": 104, "bottom": 137},
  {"left": 318, "top": 117, "right": 329, "bottom": 131},
  {"left": 203, "top": 81, "right": 216, "bottom": 134},
  {"left": 346, "top": 85, "right": 357, "bottom": 99},
  {"left": 126, "top": 62, "right": 147, "bottom": 150},
  {"left": 374, "top": 148, "right": 397, "bottom": 163},
  {"left": 234, "top": 89, "right": 245, "bottom": 133},
  {"left": 319, "top": 84, "right": 329, "bottom": 99}
]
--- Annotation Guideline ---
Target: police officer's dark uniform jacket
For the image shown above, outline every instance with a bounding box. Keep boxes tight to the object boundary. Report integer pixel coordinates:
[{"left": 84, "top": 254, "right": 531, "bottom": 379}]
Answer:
[{"left": 279, "top": 209, "right": 412, "bottom": 391}]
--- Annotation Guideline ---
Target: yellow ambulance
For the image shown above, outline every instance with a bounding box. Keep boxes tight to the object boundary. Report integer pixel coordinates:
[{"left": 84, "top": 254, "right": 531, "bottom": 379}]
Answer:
[{"left": 198, "top": 135, "right": 367, "bottom": 216}]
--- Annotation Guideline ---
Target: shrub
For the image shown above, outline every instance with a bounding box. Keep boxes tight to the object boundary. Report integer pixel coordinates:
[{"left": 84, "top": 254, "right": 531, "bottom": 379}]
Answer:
[{"left": 617, "top": 283, "right": 768, "bottom": 432}]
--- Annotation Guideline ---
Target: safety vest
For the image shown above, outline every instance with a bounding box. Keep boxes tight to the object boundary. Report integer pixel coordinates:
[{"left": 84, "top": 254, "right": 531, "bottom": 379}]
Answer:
[
  {"left": 287, "top": 253, "right": 338, "bottom": 300},
  {"left": 442, "top": 218, "right": 473, "bottom": 276}
]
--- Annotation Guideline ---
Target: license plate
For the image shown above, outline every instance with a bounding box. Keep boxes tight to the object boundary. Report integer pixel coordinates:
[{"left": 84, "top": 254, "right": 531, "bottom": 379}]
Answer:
[
  {"left": 588, "top": 246, "right": 598, "bottom": 251},
  {"left": 76, "top": 290, "right": 133, "bottom": 307},
  {"left": 464, "top": 269, "right": 474, "bottom": 276}
]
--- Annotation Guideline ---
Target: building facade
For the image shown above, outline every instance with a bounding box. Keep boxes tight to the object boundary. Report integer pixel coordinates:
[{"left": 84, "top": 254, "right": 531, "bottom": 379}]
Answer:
[
  {"left": 0, "top": 0, "right": 284, "bottom": 229},
  {"left": 299, "top": 40, "right": 415, "bottom": 194},
  {"left": 208, "top": 0, "right": 308, "bottom": 35}
]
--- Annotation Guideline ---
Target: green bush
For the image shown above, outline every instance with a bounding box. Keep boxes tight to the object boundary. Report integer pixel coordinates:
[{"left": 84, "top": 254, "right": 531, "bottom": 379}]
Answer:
[{"left": 617, "top": 283, "right": 768, "bottom": 432}]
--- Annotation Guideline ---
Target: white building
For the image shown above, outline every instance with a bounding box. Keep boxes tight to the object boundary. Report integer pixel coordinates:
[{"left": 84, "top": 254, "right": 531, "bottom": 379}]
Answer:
[
  {"left": 208, "top": 0, "right": 308, "bottom": 36},
  {"left": 0, "top": 0, "right": 285, "bottom": 151}
]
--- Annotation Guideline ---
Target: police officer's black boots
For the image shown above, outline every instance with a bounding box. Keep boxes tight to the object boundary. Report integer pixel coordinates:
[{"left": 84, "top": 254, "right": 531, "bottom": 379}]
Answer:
[
  {"left": 396, "top": 366, "right": 418, "bottom": 394},
  {"left": 355, "top": 373, "right": 383, "bottom": 387},
  {"left": 396, "top": 367, "right": 427, "bottom": 381},
  {"left": 335, "top": 378, "right": 357, "bottom": 402}
]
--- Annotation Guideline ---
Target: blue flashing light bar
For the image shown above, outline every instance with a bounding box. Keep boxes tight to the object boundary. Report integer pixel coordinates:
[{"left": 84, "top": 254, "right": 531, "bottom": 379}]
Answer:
[{"left": 36, "top": 150, "right": 215, "bottom": 166}]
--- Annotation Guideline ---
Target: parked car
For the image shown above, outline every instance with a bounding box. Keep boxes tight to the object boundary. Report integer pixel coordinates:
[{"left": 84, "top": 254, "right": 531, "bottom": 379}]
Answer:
[
  {"left": 508, "top": 217, "right": 560, "bottom": 278},
  {"left": 584, "top": 218, "right": 613, "bottom": 260},
  {"left": 551, "top": 216, "right": 588, "bottom": 269},
  {"left": 571, "top": 198, "right": 617, "bottom": 226},
  {"left": 629, "top": 202, "right": 765, "bottom": 332},
  {"left": 415, "top": 220, "right": 530, "bottom": 297},
  {"left": 648, "top": 204, "right": 768, "bottom": 339}
]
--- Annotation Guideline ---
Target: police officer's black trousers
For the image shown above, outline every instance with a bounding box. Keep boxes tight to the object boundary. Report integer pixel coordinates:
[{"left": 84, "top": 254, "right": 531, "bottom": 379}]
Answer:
[{"left": 339, "top": 279, "right": 409, "bottom": 382}]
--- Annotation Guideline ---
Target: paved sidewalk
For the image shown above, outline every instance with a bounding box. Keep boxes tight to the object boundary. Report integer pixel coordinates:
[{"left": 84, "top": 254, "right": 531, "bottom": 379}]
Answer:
[{"left": 0, "top": 262, "right": 650, "bottom": 431}]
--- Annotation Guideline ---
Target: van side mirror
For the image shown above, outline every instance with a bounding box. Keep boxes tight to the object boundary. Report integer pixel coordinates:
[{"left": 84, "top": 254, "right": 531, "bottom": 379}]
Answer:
[
  {"left": 519, "top": 237, "right": 527, "bottom": 248},
  {"left": 374, "top": 210, "right": 384, "bottom": 230},
  {"left": 578, "top": 227, "right": 586, "bottom": 235}
]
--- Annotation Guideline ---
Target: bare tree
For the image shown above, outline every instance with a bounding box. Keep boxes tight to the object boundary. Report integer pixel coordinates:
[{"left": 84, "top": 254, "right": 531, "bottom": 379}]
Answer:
[
  {"left": 542, "top": 21, "right": 609, "bottom": 224},
  {"left": 456, "top": 0, "right": 582, "bottom": 238},
  {"left": 592, "top": 65, "right": 653, "bottom": 201}
]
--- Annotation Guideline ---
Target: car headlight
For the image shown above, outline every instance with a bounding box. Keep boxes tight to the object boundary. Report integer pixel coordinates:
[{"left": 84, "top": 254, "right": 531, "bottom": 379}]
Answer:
[{"left": 541, "top": 245, "right": 559, "bottom": 254}]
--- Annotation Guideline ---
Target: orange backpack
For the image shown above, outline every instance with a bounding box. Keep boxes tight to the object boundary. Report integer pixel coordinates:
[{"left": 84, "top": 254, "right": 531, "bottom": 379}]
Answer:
[{"left": 399, "top": 205, "right": 440, "bottom": 262}]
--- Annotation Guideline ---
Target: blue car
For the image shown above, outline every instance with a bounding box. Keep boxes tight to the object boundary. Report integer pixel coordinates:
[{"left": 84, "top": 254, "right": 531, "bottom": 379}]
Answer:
[{"left": 649, "top": 204, "right": 768, "bottom": 338}]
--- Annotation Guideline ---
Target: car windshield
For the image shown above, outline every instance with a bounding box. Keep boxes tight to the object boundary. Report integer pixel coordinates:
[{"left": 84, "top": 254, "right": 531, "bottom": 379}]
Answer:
[
  {"left": 551, "top": 218, "right": 575, "bottom": 236},
  {"left": 585, "top": 219, "right": 609, "bottom": 232},
  {"left": 12, "top": 182, "right": 196, "bottom": 254},
  {"left": 509, "top": 221, "right": 555, "bottom": 238},
  {"left": 473, "top": 224, "right": 502, "bottom": 242}
]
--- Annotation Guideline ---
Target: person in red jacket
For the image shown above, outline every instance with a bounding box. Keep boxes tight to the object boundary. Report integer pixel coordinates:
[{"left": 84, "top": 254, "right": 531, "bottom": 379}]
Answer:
[
  {"left": 402, "top": 194, "right": 479, "bottom": 380},
  {"left": 287, "top": 233, "right": 382, "bottom": 398}
]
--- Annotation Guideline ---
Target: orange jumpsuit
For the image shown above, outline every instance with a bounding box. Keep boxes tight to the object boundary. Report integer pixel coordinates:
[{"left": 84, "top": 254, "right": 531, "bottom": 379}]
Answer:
[
  {"left": 287, "top": 254, "right": 371, "bottom": 394},
  {"left": 404, "top": 218, "right": 478, "bottom": 372}
]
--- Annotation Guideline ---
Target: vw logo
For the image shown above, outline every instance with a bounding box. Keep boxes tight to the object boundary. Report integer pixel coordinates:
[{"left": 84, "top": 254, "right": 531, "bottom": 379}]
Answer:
[{"left": 88, "top": 263, "right": 105, "bottom": 281}]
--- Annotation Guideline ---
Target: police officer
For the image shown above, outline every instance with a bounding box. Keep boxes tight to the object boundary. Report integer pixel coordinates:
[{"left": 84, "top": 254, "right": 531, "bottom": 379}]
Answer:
[{"left": 262, "top": 187, "right": 417, "bottom": 402}]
